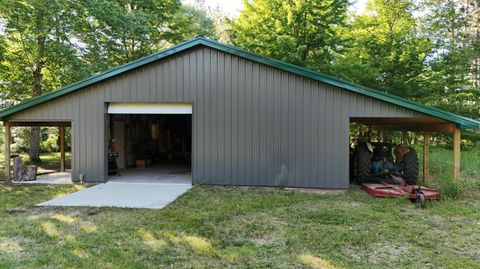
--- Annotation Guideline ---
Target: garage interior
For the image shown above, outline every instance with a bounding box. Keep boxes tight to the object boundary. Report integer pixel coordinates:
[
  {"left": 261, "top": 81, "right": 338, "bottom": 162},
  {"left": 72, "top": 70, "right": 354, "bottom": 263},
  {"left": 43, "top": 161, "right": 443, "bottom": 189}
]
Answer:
[{"left": 108, "top": 114, "right": 192, "bottom": 183}]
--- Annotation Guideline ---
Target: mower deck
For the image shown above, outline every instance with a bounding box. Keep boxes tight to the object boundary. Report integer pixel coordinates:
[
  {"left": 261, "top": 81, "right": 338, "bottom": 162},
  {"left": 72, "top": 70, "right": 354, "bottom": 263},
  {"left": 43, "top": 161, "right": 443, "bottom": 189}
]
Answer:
[{"left": 362, "top": 181, "right": 441, "bottom": 200}]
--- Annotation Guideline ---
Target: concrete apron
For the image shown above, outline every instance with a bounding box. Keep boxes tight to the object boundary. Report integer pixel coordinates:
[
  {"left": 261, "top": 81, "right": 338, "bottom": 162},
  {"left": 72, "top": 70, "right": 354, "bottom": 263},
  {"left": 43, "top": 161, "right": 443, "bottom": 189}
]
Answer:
[{"left": 38, "top": 182, "right": 192, "bottom": 209}]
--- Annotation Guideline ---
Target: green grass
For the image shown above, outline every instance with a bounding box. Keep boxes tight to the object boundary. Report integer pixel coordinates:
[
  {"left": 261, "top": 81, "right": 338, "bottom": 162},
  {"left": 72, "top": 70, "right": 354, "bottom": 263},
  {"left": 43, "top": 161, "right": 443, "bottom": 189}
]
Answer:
[
  {"left": 415, "top": 145, "right": 480, "bottom": 182},
  {"left": 0, "top": 184, "right": 480, "bottom": 268}
]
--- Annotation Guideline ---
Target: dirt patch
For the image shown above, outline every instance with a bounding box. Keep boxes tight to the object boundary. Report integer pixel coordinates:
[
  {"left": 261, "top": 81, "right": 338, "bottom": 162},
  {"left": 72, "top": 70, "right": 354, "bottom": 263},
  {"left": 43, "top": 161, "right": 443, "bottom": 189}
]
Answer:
[
  {"left": 216, "top": 186, "right": 348, "bottom": 195},
  {"left": 218, "top": 212, "right": 288, "bottom": 248},
  {"left": 26, "top": 207, "right": 60, "bottom": 220},
  {"left": 345, "top": 241, "right": 411, "bottom": 265},
  {"left": 284, "top": 188, "right": 347, "bottom": 195},
  {"left": 25, "top": 207, "right": 83, "bottom": 221},
  {"left": 250, "top": 235, "right": 285, "bottom": 248},
  {"left": 230, "top": 185, "right": 347, "bottom": 195},
  {"left": 428, "top": 214, "right": 446, "bottom": 228},
  {"left": 0, "top": 236, "right": 31, "bottom": 258},
  {"left": 5, "top": 207, "right": 29, "bottom": 214},
  {"left": 349, "top": 201, "right": 362, "bottom": 207}
]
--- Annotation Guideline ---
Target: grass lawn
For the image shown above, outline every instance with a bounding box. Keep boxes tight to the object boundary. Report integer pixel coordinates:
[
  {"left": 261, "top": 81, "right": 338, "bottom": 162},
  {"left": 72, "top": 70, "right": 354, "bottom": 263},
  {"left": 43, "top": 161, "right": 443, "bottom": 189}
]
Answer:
[{"left": 0, "top": 184, "right": 479, "bottom": 268}]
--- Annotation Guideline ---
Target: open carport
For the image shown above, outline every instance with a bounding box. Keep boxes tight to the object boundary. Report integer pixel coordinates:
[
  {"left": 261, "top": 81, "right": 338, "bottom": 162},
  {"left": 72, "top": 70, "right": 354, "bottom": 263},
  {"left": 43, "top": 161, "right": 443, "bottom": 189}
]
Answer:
[
  {"left": 350, "top": 116, "right": 463, "bottom": 181},
  {"left": 3, "top": 121, "right": 71, "bottom": 182}
]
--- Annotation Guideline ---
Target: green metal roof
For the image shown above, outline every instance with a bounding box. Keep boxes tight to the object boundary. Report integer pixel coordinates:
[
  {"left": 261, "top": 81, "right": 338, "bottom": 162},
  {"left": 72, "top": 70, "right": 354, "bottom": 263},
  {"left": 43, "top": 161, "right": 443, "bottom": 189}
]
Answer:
[{"left": 1, "top": 37, "right": 479, "bottom": 129}]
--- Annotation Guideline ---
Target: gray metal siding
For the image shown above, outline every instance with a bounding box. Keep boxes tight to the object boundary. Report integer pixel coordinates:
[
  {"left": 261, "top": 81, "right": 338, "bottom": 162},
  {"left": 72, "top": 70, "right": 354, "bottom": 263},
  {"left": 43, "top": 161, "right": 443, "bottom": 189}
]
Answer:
[{"left": 8, "top": 47, "right": 419, "bottom": 187}]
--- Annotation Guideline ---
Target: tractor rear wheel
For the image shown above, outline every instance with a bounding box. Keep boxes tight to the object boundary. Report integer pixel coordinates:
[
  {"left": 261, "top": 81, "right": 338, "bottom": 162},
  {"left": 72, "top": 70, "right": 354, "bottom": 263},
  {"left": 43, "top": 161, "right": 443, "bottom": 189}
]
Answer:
[
  {"left": 403, "top": 149, "right": 419, "bottom": 184},
  {"left": 354, "top": 143, "right": 371, "bottom": 183}
]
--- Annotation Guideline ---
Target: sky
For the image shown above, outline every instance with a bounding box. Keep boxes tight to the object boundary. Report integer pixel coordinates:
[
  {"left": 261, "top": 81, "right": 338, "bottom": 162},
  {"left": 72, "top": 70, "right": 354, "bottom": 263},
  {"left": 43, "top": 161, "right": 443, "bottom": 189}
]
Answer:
[{"left": 182, "top": 0, "right": 368, "bottom": 17}]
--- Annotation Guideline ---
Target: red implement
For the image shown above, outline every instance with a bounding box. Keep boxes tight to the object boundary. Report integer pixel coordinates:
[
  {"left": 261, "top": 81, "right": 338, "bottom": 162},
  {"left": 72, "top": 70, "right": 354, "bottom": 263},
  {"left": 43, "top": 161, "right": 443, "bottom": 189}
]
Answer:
[{"left": 362, "top": 181, "right": 441, "bottom": 200}]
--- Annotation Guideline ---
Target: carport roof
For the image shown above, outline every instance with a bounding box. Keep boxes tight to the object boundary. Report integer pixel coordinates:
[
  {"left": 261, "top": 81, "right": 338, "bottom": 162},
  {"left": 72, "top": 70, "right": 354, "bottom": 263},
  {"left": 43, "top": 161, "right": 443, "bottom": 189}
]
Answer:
[{"left": 0, "top": 37, "right": 479, "bottom": 129}]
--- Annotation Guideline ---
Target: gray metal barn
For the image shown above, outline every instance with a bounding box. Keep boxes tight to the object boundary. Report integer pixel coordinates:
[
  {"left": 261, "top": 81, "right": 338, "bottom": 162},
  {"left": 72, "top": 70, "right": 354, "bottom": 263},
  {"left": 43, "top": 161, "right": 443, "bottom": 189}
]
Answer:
[{"left": 1, "top": 37, "right": 479, "bottom": 188}]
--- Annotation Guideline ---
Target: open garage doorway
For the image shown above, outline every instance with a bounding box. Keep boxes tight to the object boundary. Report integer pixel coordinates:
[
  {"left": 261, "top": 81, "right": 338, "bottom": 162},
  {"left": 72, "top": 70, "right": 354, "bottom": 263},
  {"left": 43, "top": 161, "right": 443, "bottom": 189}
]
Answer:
[{"left": 107, "top": 103, "right": 192, "bottom": 184}]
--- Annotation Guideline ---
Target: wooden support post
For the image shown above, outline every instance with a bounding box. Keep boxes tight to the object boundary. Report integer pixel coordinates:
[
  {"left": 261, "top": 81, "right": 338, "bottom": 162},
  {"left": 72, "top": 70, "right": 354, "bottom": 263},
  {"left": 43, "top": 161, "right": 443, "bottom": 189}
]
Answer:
[
  {"left": 402, "top": 131, "right": 409, "bottom": 145},
  {"left": 423, "top": 132, "right": 430, "bottom": 182},
  {"left": 4, "top": 122, "right": 11, "bottom": 183},
  {"left": 453, "top": 128, "right": 461, "bottom": 181},
  {"left": 60, "top": 126, "right": 65, "bottom": 172}
]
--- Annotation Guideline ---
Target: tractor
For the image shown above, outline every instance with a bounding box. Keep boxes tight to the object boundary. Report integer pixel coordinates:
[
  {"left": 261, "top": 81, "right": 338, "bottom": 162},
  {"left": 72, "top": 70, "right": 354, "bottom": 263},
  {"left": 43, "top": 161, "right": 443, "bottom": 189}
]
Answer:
[
  {"left": 351, "top": 133, "right": 419, "bottom": 185},
  {"left": 350, "top": 131, "right": 440, "bottom": 208}
]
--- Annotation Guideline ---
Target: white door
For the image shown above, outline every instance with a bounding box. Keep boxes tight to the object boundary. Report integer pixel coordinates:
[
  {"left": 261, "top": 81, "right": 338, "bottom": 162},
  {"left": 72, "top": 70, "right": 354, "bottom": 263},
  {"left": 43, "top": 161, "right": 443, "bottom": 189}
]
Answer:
[{"left": 107, "top": 102, "right": 192, "bottom": 114}]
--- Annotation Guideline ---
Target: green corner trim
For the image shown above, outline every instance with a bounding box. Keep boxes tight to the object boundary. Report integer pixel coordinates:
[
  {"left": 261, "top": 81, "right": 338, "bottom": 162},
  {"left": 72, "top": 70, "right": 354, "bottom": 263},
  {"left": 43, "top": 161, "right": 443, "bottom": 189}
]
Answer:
[{"left": 1, "top": 37, "right": 479, "bottom": 129}]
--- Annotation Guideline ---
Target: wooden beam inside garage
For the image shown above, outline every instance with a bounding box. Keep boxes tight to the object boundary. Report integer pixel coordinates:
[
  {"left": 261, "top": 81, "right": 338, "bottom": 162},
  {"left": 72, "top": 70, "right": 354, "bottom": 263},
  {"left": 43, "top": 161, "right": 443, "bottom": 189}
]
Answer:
[{"left": 453, "top": 127, "right": 461, "bottom": 181}]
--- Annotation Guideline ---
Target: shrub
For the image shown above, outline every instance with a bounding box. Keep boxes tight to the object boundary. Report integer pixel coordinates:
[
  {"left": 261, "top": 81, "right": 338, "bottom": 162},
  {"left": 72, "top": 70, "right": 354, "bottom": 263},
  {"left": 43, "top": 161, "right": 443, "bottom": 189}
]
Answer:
[
  {"left": 436, "top": 178, "right": 467, "bottom": 200},
  {"left": 40, "top": 134, "right": 59, "bottom": 153},
  {"left": 11, "top": 127, "right": 32, "bottom": 153}
]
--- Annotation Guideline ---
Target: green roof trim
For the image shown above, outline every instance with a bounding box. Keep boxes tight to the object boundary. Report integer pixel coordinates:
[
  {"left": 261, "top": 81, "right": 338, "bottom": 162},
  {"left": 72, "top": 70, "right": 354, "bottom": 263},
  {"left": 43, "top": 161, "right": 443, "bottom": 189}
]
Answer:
[{"left": 1, "top": 37, "right": 479, "bottom": 129}]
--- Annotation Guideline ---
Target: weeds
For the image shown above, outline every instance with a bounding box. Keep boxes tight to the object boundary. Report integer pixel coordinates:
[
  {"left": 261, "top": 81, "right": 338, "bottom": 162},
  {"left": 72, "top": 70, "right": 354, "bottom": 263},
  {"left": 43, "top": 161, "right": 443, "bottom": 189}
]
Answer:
[{"left": 436, "top": 178, "right": 468, "bottom": 200}]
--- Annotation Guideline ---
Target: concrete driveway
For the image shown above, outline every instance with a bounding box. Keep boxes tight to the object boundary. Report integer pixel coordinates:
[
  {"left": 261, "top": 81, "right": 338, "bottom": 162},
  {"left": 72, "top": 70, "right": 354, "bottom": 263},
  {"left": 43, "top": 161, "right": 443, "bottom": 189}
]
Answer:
[{"left": 38, "top": 182, "right": 192, "bottom": 209}]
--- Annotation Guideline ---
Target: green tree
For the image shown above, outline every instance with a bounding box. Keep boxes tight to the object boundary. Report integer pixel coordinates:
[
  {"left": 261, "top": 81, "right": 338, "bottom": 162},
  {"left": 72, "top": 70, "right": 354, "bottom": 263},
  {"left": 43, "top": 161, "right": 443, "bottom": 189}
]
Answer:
[
  {"left": 78, "top": 0, "right": 217, "bottom": 72},
  {"left": 333, "top": 0, "right": 432, "bottom": 100},
  {"left": 229, "top": 0, "right": 349, "bottom": 73},
  {"left": 419, "top": 0, "right": 480, "bottom": 119},
  {"left": 178, "top": 4, "right": 218, "bottom": 40},
  {"left": 0, "top": 0, "right": 91, "bottom": 161},
  {"left": 187, "top": 0, "right": 231, "bottom": 43}
]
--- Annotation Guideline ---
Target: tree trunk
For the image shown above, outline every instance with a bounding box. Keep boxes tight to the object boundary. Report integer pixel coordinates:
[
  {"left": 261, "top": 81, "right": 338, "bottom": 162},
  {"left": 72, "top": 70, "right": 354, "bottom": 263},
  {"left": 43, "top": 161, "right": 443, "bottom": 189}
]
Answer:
[
  {"left": 29, "top": 127, "right": 41, "bottom": 162},
  {"left": 13, "top": 157, "right": 23, "bottom": 181},
  {"left": 24, "top": 165, "right": 38, "bottom": 181},
  {"left": 29, "top": 36, "right": 45, "bottom": 162},
  {"left": 29, "top": 70, "right": 42, "bottom": 162},
  {"left": 12, "top": 156, "right": 37, "bottom": 181}
]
